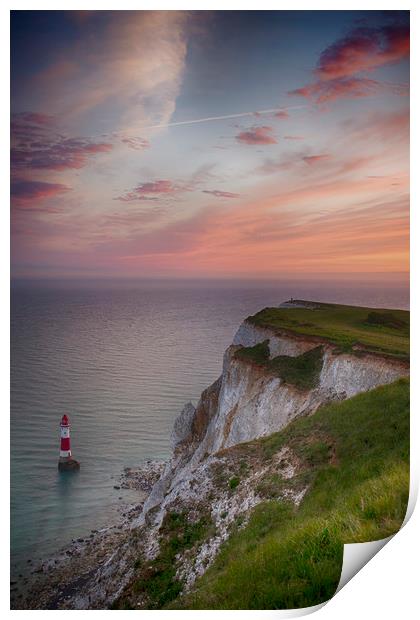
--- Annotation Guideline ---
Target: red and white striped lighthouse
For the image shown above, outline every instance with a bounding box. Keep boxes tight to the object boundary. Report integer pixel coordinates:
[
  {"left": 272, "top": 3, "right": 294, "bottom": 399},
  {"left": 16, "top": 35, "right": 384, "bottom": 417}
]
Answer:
[
  {"left": 60, "top": 414, "right": 72, "bottom": 458},
  {"left": 58, "top": 414, "right": 80, "bottom": 471}
]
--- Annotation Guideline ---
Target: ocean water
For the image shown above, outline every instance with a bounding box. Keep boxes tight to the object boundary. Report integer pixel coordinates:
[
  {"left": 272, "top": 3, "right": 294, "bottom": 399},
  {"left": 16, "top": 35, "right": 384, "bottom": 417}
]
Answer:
[{"left": 10, "top": 279, "right": 409, "bottom": 580}]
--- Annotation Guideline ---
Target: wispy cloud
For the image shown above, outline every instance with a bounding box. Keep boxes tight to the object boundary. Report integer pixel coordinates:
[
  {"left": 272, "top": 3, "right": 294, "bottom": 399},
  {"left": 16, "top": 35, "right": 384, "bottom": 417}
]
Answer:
[
  {"left": 258, "top": 108, "right": 408, "bottom": 179},
  {"left": 114, "top": 164, "right": 223, "bottom": 203},
  {"left": 120, "top": 136, "right": 150, "bottom": 150},
  {"left": 202, "top": 190, "right": 240, "bottom": 199},
  {"left": 259, "top": 152, "right": 331, "bottom": 174},
  {"left": 274, "top": 110, "right": 289, "bottom": 119},
  {"left": 303, "top": 154, "right": 331, "bottom": 165},
  {"left": 12, "top": 137, "right": 113, "bottom": 172},
  {"left": 12, "top": 112, "right": 55, "bottom": 126},
  {"left": 236, "top": 126, "right": 277, "bottom": 145},
  {"left": 11, "top": 179, "right": 71, "bottom": 208},
  {"left": 11, "top": 113, "right": 113, "bottom": 172},
  {"left": 290, "top": 76, "right": 407, "bottom": 104},
  {"left": 29, "top": 12, "right": 190, "bottom": 134},
  {"left": 115, "top": 179, "right": 186, "bottom": 202}
]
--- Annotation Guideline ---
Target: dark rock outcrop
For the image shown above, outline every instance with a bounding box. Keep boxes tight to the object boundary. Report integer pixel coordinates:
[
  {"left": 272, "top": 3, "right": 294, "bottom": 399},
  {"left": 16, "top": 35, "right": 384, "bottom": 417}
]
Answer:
[{"left": 58, "top": 458, "right": 80, "bottom": 472}]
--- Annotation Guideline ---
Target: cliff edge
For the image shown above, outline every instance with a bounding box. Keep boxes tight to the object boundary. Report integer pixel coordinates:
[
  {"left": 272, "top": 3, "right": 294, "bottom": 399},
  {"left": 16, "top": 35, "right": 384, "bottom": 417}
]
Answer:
[{"left": 140, "top": 301, "right": 409, "bottom": 526}]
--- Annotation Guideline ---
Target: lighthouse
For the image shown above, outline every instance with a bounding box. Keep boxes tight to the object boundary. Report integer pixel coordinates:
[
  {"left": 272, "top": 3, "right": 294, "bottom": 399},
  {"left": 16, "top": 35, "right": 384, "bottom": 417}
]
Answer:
[{"left": 58, "top": 414, "right": 80, "bottom": 471}]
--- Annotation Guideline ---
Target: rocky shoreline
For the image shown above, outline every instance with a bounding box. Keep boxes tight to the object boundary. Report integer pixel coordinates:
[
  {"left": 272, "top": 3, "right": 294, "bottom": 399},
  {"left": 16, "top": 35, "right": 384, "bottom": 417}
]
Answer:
[
  {"left": 12, "top": 440, "right": 308, "bottom": 610},
  {"left": 11, "top": 460, "right": 166, "bottom": 610}
]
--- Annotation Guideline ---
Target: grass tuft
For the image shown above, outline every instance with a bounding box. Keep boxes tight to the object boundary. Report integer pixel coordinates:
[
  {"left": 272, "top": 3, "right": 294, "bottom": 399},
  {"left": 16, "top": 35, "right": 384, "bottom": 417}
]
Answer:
[
  {"left": 234, "top": 342, "right": 323, "bottom": 390},
  {"left": 234, "top": 340, "right": 270, "bottom": 364},
  {"left": 267, "top": 345, "right": 323, "bottom": 390},
  {"left": 229, "top": 476, "right": 240, "bottom": 490}
]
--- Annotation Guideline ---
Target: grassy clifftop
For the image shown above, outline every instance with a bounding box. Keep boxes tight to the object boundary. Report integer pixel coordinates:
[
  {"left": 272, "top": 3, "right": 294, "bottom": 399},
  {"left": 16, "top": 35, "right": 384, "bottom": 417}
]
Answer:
[
  {"left": 247, "top": 301, "right": 409, "bottom": 359},
  {"left": 173, "top": 378, "right": 409, "bottom": 610}
]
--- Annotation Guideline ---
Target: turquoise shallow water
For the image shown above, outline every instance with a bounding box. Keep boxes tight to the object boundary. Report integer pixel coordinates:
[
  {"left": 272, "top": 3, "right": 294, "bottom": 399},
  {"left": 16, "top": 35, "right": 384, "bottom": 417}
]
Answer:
[{"left": 10, "top": 279, "right": 408, "bottom": 582}]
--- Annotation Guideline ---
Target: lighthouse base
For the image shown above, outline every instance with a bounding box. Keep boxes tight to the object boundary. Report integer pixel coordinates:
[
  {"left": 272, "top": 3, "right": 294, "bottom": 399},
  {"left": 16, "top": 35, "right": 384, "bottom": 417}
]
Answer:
[{"left": 58, "top": 457, "right": 80, "bottom": 472}]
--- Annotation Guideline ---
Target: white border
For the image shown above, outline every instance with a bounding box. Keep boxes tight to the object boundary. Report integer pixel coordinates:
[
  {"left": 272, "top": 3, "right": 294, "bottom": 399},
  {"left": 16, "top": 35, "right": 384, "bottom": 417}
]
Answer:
[{"left": 3, "top": 2, "right": 417, "bottom": 618}]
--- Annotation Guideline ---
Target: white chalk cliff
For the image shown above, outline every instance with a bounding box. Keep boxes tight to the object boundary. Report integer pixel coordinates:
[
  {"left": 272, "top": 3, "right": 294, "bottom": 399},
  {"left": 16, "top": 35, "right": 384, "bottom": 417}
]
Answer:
[{"left": 140, "top": 314, "right": 409, "bottom": 526}]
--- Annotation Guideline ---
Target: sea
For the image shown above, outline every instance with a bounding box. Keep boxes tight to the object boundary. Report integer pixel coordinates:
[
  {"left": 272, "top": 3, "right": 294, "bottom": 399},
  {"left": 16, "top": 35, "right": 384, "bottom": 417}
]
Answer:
[{"left": 10, "top": 278, "right": 409, "bottom": 582}]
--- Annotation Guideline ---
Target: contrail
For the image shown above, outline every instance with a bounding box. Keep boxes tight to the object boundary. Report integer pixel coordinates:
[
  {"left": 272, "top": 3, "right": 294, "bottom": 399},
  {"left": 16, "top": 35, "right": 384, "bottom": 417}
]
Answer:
[{"left": 138, "top": 105, "right": 307, "bottom": 131}]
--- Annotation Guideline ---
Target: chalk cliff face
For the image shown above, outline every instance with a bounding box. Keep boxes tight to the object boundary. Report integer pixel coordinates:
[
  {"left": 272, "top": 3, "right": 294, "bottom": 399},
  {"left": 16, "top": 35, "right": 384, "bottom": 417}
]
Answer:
[
  {"left": 196, "top": 320, "right": 409, "bottom": 453},
  {"left": 140, "top": 318, "right": 409, "bottom": 524}
]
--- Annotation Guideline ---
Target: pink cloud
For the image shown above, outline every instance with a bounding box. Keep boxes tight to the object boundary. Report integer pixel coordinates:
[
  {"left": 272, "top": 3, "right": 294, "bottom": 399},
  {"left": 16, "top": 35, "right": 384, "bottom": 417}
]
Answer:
[
  {"left": 303, "top": 154, "right": 331, "bottom": 165},
  {"left": 121, "top": 136, "right": 150, "bottom": 150},
  {"left": 115, "top": 179, "right": 185, "bottom": 202},
  {"left": 11, "top": 113, "right": 113, "bottom": 172},
  {"left": 12, "top": 138, "right": 113, "bottom": 171},
  {"left": 115, "top": 167, "right": 221, "bottom": 203},
  {"left": 274, "top": 110, "right": 289, "bottom": 119},
  {"left": 348, "top": 108, "right": 409, "bottom": 142},
  {"left": 259, "top": 152, "right": 332, "bottom": 174},
  {"left": 11, "top": 115, "right": 52, "bottom": 143},
  {"left": 13, "top": 112, "right": 55, "bottom": 126},
  {"left": 289, "top": 76, "right": 406, "bottom": 104},
  {"left": 135, "top": 180, "right": 179, "bottom": 194},
  {"left": 236, "top": 126, "right": 277, "bottom": 145},
  {"left": 317, "top": 24, "right": 409, "bottom": 80},
  {"left": 290, "top": 21, "right": 409, "bottom": 104},
  {"left": 115, "top": 193, "right": 160, "bottom": 203},
  {"left": 284, "top": 135, "right": 305, "bottom": 140},
  {"left": 11, "top": 179, "right": 71, "bottom": 208},
  {"left": 202, "top": 190, "right": 240, "bottom": 199}
]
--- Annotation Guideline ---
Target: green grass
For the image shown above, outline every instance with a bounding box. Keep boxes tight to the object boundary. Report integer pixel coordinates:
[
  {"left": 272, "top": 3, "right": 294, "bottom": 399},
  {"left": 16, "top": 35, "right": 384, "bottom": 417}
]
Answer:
[
  {"left": 173, "top": 378, "right": 410, "bottom": 609},
  {"left": 267, "top": 346, "right": 324, "bottom": 390},
  {"left": 234, "top": 342, "right": 324, "bottom": 390},
  {"left": 234, "top": 339, "right": 270, "bottom": 364},
  {"left": 366, "top": 311, "right": 408, "bottom": 330},
  {"left": 247, "top": 301, "right": 409, "bottom": 359}
]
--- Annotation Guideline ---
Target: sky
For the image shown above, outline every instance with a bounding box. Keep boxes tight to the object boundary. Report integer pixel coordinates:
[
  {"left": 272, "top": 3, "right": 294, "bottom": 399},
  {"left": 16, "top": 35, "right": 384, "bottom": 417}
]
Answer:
[{"left": 10, "top": 10, "right": 409, "bottom": 281}]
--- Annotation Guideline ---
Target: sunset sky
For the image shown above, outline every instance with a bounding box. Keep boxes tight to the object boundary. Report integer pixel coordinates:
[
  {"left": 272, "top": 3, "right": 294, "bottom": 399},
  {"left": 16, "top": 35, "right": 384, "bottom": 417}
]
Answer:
[{"left": 11, "top": 10, "right": 409, "bottom": 280}]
